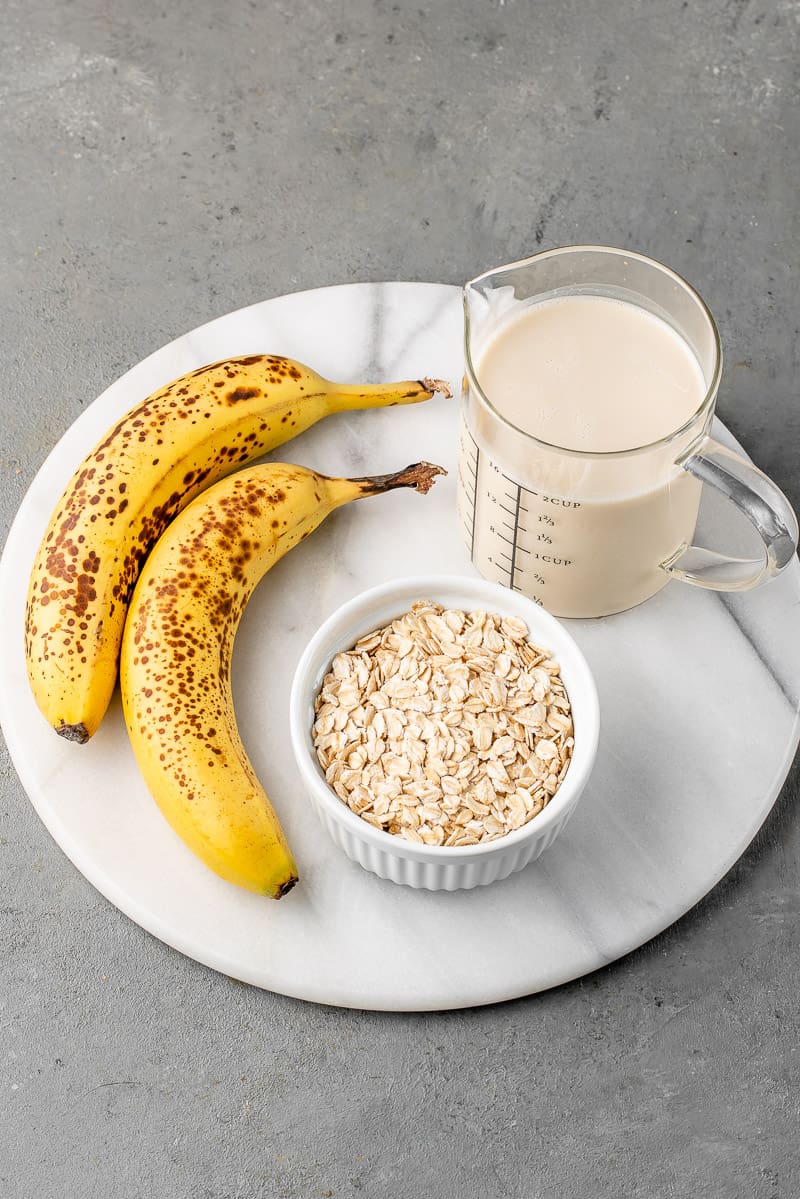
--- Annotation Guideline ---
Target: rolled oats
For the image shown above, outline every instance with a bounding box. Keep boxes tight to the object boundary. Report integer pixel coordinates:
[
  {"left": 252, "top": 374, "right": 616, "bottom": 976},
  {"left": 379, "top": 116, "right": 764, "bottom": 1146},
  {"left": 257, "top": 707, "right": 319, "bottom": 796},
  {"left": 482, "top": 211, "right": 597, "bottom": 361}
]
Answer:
[{"left": 312, "top": 601, "right": 573, "bottom": 845}]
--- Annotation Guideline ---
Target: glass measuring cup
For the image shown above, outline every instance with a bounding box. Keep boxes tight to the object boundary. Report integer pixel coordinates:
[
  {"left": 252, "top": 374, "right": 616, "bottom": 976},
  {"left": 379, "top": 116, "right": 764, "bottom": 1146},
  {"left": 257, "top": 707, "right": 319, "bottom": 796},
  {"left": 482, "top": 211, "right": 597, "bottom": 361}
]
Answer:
[{"left": 457, "top": 245, "right": 798, "bottom": 618}]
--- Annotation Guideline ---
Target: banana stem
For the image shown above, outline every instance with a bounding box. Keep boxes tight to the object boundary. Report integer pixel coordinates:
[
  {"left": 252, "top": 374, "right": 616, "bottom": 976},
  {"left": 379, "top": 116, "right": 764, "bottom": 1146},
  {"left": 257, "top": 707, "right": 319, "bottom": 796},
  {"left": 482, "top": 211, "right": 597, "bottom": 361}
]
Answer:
[
  {"left": 351, "top": 461, "right": 447, "bottom": 496},
  {"left": 330, "top": 377, "right": 452, "bottom": 409}
]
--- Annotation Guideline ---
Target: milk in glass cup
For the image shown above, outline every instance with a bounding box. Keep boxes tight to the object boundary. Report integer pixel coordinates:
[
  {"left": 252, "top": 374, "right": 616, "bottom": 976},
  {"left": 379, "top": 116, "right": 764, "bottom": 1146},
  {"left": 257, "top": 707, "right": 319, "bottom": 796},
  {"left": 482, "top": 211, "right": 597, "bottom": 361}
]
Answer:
[{"left": 457, "top": 245, "right": 798, "bottom": 618}]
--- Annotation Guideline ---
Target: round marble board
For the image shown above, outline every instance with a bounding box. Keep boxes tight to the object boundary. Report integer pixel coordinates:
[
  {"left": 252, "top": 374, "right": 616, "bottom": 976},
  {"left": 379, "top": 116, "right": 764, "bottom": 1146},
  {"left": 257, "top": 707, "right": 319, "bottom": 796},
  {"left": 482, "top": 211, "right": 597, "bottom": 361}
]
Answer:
[{"left": 2, "top": 282, "right": 798, "bottom": 1012}]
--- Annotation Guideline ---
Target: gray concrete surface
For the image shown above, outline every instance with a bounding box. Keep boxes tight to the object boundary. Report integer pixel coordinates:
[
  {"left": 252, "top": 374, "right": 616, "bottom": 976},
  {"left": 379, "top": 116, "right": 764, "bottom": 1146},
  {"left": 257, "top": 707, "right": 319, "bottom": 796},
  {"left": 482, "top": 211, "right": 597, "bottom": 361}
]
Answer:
[{"left": 2, "top": 1, "right": 798, "bottom": 1196}]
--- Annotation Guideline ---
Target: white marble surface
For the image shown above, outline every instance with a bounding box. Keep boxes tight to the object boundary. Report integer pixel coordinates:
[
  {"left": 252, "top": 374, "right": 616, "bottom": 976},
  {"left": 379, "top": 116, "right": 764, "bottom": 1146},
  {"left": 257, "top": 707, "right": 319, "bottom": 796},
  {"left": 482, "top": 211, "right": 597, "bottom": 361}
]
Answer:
[{"left": 1, "top": 282, "right": 798, "bottom": 1010}]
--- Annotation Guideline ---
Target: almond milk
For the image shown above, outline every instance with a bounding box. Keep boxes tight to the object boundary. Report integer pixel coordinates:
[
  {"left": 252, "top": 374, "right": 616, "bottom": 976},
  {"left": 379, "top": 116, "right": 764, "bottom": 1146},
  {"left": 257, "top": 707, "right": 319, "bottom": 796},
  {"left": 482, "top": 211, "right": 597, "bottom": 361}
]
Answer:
[
  {"left": 459, "top": 294, "right": 709, "bottom": 617},
  {"left": 476, "top": 294, "right": 706, "bottom": 453}
]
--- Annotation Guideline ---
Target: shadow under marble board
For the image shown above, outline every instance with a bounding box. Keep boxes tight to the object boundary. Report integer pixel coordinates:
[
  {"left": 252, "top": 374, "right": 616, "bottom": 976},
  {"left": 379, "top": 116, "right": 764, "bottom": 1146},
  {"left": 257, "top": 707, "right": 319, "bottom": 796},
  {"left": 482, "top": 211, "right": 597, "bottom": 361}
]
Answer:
[{"left": 1, "top": 282, "right": 798, "bottom": 1011}]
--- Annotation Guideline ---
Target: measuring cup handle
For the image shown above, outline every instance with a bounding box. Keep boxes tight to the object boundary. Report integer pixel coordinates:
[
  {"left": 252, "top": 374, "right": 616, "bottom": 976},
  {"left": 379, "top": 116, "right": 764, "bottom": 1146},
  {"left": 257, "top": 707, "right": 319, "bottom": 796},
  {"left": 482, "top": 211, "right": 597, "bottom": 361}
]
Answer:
[{"left": 662, "top": 435, "right": 799, "bottom": 590}]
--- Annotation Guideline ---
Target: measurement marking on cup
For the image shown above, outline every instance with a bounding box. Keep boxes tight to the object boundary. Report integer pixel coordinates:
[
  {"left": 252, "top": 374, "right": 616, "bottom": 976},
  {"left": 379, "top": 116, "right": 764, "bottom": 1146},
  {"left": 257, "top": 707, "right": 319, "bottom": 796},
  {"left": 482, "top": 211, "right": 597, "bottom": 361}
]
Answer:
[
  {"left": 508, "top": 484, "right": 523, "bottom": 588},
  {"left": 498, "top": 468, "right": 581, "bottom": 510},
  {"left": 469, "top": 438, "right": 480, "bottom": 561},
  {"left": 461, "top": 423, "right": 583, "bottom": 599},
  {"left": 456, "top": 459, "right": 475, "bottom": 497},
  {"left": 500, "top": 552, "right": 525, "bottom": 575}
]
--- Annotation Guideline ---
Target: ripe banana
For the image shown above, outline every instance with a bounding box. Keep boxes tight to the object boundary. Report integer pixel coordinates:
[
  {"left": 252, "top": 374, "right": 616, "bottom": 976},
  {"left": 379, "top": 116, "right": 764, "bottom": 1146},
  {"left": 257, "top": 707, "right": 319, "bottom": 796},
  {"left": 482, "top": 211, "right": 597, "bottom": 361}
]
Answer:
[
  {"left": 25, "top": 356, "right": 450, "bottom": 743},
  {"left": 119, "top": 459, "right": 445, "bottom": 897}
]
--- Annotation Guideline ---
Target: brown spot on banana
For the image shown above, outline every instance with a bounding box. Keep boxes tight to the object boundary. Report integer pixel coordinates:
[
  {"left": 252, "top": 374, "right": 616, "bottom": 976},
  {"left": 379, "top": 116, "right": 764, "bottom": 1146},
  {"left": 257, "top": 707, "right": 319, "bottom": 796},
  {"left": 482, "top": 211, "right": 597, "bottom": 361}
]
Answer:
[{"left": 226, "top": 386, "right": 262, "bottom": 404}]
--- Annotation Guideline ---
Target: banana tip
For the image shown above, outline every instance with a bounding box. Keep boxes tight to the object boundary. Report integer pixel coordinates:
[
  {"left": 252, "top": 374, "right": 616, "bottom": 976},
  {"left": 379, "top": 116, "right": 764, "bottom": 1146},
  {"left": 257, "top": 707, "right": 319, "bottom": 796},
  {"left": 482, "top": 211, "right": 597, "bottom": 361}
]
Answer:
[
  {"left": 421, "top": 377, "right": 452, "bottom": 399},
  {"left": 405, "top": 461, "right": 448, "bottom": 493},
  {"left": 354, "top": 461, "right": 447, "bottom": 496},
  {"left": 56, "top": 720, "right": 90, "bottom": 744}
]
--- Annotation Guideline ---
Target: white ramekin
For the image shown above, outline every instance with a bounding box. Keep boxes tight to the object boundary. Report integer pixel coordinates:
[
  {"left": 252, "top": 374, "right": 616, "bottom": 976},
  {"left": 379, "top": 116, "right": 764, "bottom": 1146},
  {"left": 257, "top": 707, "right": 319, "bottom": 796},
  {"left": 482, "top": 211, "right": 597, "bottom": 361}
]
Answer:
[{"left": 289, "top": 575, "right": 599, "bottom": 890}]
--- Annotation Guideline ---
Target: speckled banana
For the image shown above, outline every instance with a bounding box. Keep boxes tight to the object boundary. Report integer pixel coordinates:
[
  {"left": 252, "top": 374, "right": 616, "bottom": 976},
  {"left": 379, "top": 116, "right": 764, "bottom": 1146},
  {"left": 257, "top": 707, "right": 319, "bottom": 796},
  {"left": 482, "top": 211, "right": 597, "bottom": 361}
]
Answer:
[
  {"left": 25, "top": 356, "right": 450, "bottom": 744},
  {"left": 119, "top": 459, "right": 445, "bottom": 897}
]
